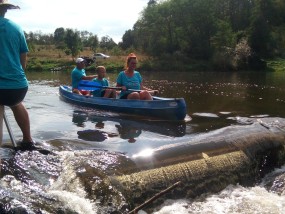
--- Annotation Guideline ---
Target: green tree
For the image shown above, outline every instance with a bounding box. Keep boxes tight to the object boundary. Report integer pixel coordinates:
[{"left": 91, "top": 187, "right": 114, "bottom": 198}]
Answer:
[
  {"left": 179, "top": 0, "right": 216, "bottom": 59},
  {"left": 100, "top": 36, "right": 117, "bottom": 50},
  {"left": 132, "top": 0, "right": 217, "bottom": 59},
  {"left": 24, "top": 31, "right": 36, "bottom": 52},
  {"left": 120, "top": 29, "right": 134, "bottom": 50},
  {"left": 80, "top": 30, "right": 93, "bottom": 47},
  {"left": 132, "top": 1, "right": 176, "bottom": 56},
  {"left": 54, "top": 27, "right": 66, "bottom": 49},
  {"left": 211, "top": 20, "right": 236, "bottom": 51},
  {"left": 148, "top": 0, "right": 157, "bottom": 7},
  {"left": 64, "top": 28, "right": 82, "bottom": 57},
  {"left": 88, "top": 35, "right": 99, "bottom": 52},
  {"left": 248, "top": 0, "right": 271, "bottom": 57}
]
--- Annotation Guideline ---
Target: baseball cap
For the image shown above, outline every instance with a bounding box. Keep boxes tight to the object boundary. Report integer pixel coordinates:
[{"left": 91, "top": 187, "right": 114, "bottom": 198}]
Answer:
[{"left": 76, "top": 58, "right": 85, "bottom": 64}]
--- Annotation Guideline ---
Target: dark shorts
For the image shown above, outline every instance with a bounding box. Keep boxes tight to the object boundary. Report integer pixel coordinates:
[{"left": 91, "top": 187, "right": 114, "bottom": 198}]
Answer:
[
  {"left": 120, "top": 93, "right": 130, "bottom": 99},
  {"left": 0, "top": 87, "right": 28, "bottom": 106},
  {"left": 100, "top": 90, "right": 106, "bottom": 97}
]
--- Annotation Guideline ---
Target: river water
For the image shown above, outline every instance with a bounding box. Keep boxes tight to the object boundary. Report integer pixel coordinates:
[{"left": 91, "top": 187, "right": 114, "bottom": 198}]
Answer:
[{"left": 1, "top": 70, "right": 285, "bottom": 213}]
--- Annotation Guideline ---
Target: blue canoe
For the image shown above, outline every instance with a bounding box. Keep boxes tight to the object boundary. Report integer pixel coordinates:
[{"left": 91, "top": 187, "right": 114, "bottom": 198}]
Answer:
[{"left": 59, "top": 86, "right": 187, "bottom": 121}]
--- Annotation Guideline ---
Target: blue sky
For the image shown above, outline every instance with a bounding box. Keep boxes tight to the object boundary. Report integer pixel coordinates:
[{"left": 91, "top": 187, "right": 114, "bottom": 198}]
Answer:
[{"left": 5, "top": 0, "right": 149, "bottom": 43}]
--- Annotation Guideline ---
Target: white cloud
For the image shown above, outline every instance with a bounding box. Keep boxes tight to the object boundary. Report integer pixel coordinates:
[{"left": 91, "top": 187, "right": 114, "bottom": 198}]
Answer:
[{"left": 5, "top": 0, "right": 148, "bottom": 43}]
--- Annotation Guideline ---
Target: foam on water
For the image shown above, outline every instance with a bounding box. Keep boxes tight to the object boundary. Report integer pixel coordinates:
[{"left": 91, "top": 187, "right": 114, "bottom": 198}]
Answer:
[
  {"left": 153, "top": 184, "right": 285, "bottom": 214},
  {"left": 192, "top": 113, "right": 219, "bottom": 118},
  {"left": 46, "top": 151, "right": 97, "bottom": 213},
  {"left": 48, "top": 190, "right": 96, "bottom": 214}
]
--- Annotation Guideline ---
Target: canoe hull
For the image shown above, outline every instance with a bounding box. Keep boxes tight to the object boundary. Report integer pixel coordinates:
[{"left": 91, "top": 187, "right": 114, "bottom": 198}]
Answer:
[{"left": 59, "top": 86, "right": 186, "bottom": 121}]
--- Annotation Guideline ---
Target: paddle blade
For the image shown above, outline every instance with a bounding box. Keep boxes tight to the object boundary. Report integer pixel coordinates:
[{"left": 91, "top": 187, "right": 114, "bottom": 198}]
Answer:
[{"left": 78, "top": 80, "right": 102, "bottom": 91}]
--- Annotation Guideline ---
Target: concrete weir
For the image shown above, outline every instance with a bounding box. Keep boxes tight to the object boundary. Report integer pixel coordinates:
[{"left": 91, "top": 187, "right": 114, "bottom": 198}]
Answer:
[{"left": 110, "top": 118, "right": 285, "bottom": 209}]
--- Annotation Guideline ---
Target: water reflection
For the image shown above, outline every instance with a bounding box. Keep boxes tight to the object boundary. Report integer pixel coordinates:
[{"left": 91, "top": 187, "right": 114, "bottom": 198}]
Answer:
[
  {"left": 72, "top": 111, "right": 116, "bottom": 142},
  {"left": 71, "top": 110, "right": 186, "bottom": 143},
  {"left": 88, "top": 113, "right": 186, "bottom": 138},
  {"left": 77, "top": 129, "right": 110, "bottom": 142},
  {"left": 115, "top": 123, "right": 142, "bottom": 143},
  {"left": 95, "top": 121, "right": 104, "bottom": 129},
  {"left": 72, "top": 111, "right": 88, "bottom": 127}
]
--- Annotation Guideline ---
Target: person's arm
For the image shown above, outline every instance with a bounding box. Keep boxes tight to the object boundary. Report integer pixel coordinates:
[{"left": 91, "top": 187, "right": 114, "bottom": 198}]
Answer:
[
  {"left": 20, "top": 53, "right": 27, "bottom": 70},
  {"left": 140, "top": 83, "right": 159, "bottom": 95},
  {"left": 138, "top": 72, "right": 158, "bottom": 94},
  {"left": 116, "top": 72, "right": 127, "bottom": 90},
  {"left": 82, "top": 75, "right": 97, "bottom": 80},
  {"left": 116, "top": 83, "right": 126, "bottom": 91},
  {"left": 140, "top": 83, "right": 150, "bottom": 90}
]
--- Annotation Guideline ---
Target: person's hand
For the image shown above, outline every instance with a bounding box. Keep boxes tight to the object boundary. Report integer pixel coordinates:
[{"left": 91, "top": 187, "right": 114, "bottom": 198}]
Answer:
[{"left": 150, "top": 90, "right": 159, "bottom": 96}]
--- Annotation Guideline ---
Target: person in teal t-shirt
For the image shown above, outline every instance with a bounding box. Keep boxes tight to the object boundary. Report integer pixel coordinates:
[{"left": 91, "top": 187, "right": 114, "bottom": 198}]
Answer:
[
  {"left": 71, "top": 57, "right": 97, "bottom": 96},
  {"left": 92, "top": 66, "right": 116, "bottom": 98},
  {"left": 116, "top": 53, "right": 158, "bottom": 100},
  {"left": 0, "top": 1, "right": 35, "bottom": 150}
]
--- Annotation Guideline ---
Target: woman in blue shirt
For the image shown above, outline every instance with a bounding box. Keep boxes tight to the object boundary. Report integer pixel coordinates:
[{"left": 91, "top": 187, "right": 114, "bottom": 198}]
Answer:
[{"left": 116, "top": 53, "right": 158, "bottom": 100}]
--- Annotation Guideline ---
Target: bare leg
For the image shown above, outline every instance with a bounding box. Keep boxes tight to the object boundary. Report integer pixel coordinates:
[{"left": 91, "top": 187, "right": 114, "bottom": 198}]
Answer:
[
  {"left": 103, "top": 89, "right": 117, "bottom": 98},
  {"left": 103, "top": 89, "right": 112, "bottom": 98},
  {"left": 127, "top": 92, "right": 140, "bottom": 100},
  {"left": 112, "top": 90, "right": 117, "bottom": 98},
  {"left": 139, "top": 90, "right": 153, "bottom": 100},
  {"left": 72, "top": 89, "right": 90, "bottom": 96},
  {"left": 72, "top": 88, "right": 82, "bottom": 95},
  {"left": 10, "top": 102, "right": 32, "bottom": 142}
]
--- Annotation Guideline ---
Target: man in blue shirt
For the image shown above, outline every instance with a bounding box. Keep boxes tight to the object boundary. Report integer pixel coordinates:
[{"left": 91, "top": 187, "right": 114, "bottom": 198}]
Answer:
[
  {"left": 0, "top": 1, "right": 34, "bottom": 149},
  {"left": 71, "top": 57, "right": 97, "bottom": 95}
]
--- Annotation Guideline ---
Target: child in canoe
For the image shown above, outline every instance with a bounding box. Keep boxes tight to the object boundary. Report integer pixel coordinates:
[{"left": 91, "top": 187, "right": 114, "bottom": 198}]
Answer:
[{"left": 92, "top": 66, "right": 116, "bottom": 98}]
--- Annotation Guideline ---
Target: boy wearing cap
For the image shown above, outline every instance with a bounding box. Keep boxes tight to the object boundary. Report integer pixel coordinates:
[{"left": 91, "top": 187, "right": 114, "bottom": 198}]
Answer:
[
  {"left": 71, "top": 57, "right": 97, "bottom": 96},
  {"left": 0, "top": 0, "right": 35, "bottom": 149}
]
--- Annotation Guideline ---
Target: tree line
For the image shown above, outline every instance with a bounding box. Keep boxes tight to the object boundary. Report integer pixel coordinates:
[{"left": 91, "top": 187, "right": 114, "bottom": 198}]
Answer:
[
  {"left": 25, "top": 28, "right": 117, "bottom": 58},
  {"left": 25, "top": 0, "right": 285, "bottom": 70},
  {"left": 121, "top": 0, "right": 285, "bottom": 70}
]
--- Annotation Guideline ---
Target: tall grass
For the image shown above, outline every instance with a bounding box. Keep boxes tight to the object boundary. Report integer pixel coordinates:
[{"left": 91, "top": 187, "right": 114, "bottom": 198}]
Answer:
[
  {"left": 27, "top": 45, "right": 283, "bottom": 72},
  {"left": 266, "top": 58, "right": 285, "bottom": 72},
  {"left": 27, "top": 45, "right": 150, "bottom": 72}
]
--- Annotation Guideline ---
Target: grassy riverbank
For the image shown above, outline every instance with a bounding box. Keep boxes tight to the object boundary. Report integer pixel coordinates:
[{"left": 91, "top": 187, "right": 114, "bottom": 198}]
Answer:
[
  {"left": 266, "top": 58, "right": 285, "bottom": 72},
  {"left": 26, "top": 45, "right": 212, "bottom": 72},
  {"left": 26, "top": 45, "right": 284, "bottom": 72},
  {"left": 27, "top": 45, "right": 153, "bottom": 73}
]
